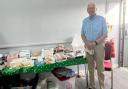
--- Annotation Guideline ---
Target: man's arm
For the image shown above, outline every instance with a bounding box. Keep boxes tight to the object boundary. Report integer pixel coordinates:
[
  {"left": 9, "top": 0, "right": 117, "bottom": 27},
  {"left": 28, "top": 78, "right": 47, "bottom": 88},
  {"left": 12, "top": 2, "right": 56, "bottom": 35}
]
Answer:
[
  {"left": 81, "top": 34, "right": 96, "bottom": 49},
  {"left": 96, "top": 17, "right": 108, "bottom": 44},
  {"left": 81, "top": 19, "right": 96, "bottom": 49},
  {"left": 81, "top": 20, "right": 90, "bottom": 45},
  {"left": 95, "top": 34, "right": 107, "bottom": 44},
  {"left": 81, "top": 34, "right": 89, "bottom": 45}
]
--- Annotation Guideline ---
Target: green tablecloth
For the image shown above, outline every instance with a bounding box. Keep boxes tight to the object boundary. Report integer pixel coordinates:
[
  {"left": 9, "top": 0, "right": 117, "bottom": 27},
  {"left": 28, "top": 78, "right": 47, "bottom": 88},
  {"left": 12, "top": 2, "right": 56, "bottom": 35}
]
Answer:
[{"left": 1, "top": 57, "right": 87, "bottom": 76}]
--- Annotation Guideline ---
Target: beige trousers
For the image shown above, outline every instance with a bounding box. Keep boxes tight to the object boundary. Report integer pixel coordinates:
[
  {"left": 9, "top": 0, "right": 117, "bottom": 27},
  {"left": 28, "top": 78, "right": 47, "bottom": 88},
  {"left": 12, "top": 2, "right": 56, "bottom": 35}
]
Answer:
[{"left": 86, "top": 44, "right": 105, "bottom": 89}]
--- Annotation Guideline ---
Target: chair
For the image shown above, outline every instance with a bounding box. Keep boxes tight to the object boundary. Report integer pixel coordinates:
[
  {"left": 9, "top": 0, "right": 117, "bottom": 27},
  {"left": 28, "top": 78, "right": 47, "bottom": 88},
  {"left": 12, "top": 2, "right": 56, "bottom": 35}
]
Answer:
[{"left": 104, "top": 39, "right": 115, "bottom": 89}]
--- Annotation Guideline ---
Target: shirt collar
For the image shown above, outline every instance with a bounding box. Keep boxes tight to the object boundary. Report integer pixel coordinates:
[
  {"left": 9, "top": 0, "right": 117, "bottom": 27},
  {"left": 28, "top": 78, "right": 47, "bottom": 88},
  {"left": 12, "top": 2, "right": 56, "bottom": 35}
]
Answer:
[{"left": 89, "top": 14, "right": 97, "bottom": 20}]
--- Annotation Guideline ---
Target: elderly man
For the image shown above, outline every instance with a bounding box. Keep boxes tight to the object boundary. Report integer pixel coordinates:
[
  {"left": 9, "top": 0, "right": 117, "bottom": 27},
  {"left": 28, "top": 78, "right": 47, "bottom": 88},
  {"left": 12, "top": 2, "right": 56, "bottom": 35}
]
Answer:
[{"left": 81, "top": 2, "right": 108, "bottom": 89}]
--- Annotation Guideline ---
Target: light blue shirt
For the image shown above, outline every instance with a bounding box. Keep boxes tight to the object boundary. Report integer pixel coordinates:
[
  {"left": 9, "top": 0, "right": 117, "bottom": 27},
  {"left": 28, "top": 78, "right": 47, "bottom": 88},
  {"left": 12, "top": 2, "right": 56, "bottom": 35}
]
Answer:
[{"left": 81, "top": 15, "right": 108, "bottom": 41}]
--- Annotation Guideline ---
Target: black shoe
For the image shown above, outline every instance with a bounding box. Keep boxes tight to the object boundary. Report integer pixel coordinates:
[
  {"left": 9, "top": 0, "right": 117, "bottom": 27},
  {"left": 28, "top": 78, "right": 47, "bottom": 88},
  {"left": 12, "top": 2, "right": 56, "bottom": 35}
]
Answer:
[{"left": 88, "top": 88, "right": 95, "bottom": 89}]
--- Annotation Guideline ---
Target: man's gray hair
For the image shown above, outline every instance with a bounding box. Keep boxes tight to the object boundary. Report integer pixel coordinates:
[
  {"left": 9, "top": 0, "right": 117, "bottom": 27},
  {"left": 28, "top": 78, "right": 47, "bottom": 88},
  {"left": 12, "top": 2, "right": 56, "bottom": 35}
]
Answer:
[{"left": 87, "top": 1, "right": 96, "bottom": 7}]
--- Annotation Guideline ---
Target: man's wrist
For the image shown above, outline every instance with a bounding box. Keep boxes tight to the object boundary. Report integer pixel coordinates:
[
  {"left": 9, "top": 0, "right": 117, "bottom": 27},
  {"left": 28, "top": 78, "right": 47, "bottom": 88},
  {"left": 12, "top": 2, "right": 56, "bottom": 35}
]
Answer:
[{"left": 95, "top": 41, "right": 98, "bottom": 45}]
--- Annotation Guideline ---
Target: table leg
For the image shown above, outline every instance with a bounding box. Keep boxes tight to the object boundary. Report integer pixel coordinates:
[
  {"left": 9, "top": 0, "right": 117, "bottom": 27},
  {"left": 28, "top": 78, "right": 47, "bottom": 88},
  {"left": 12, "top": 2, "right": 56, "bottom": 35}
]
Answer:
[
  {"left": 77, "top": 65, "right": 80, "bottom": 78},
  {"left": 84, "top": 64, "right": 88, "bottom": 88}
]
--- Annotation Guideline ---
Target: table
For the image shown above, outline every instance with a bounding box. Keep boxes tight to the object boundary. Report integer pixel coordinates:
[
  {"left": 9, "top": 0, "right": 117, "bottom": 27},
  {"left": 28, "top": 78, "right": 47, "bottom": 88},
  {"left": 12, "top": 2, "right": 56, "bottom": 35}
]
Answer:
[
  {"left": 1, "top": 57, "right": 87, "bottom": 76},
  {"left": 0, "top": 57, "right": 88, "bottom": 89}
]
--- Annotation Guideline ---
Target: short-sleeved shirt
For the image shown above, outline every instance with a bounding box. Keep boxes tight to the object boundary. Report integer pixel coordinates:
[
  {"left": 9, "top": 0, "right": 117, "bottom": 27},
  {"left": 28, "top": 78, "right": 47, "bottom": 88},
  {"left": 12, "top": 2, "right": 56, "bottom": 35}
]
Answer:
[{"left": 81, "top": 15, "right": 108, "bottom": 41}]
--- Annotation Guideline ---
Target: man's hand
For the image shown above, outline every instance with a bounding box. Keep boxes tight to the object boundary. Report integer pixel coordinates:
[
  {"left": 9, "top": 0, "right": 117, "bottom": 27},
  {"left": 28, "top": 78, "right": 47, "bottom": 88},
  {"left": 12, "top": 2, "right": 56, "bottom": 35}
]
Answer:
[
  {"left": 84, "top": 41, "right": 96, "bottom": 50},
  {"left": 81, "top": 34, "right": 96, "bottom": 49}
]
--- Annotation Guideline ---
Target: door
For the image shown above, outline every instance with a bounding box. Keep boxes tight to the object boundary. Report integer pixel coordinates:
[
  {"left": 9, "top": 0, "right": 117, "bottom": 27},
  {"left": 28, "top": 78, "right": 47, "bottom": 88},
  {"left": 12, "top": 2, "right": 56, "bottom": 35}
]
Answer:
[{"left": 123, "top": 0, "right": 128, "bottom": 66}]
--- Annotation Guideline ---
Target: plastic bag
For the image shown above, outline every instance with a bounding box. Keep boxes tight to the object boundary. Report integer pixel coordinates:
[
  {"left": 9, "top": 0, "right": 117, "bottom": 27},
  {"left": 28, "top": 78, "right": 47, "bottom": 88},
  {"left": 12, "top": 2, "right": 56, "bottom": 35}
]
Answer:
[
  {"left": 71, "top": 34, "right": 86, "bottom": 57},
  {"left": 71, "top": 34, "right": 84, "bottom": 51}
]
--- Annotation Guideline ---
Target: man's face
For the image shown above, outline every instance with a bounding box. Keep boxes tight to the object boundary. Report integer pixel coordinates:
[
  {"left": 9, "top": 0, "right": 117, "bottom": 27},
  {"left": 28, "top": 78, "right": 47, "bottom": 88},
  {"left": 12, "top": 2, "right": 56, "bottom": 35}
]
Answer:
[{"left": 87, "top": 4, "right": 96, "bottom": 16}]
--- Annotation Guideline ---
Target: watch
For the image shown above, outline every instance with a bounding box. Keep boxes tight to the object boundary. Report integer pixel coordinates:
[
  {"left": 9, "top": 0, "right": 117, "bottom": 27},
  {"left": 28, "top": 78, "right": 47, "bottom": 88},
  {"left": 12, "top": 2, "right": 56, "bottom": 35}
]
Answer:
[{"left": 95, "top": 41, "right": 98, "bottom": 45}]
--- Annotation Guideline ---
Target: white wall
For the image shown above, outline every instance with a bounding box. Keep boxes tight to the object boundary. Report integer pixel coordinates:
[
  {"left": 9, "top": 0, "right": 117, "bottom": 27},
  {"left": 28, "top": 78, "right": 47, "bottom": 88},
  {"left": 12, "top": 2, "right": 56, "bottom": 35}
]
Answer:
[
  {"left": 0, "top": 0, "right": 107, "bottom": 49},
  {"left": 0, "top": 0, "right": 86, "bottom": 48},
  {"left": 0, "top": 0, "right": 108, "bottom": 53}
]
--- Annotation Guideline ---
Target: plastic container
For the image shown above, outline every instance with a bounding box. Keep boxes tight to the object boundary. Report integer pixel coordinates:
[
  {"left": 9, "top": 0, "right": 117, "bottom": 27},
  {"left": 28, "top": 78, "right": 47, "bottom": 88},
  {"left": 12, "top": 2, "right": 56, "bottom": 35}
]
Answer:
[{"left": 56, "top": 77, "right": 75, "bottom": 89}]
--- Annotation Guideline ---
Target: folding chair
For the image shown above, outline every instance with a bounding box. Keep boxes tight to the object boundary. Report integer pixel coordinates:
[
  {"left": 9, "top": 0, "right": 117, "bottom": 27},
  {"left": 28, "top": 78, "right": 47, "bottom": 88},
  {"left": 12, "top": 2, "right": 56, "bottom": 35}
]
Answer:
[{"left": 104, "top": 39, "right": 115, "bottom": 89}]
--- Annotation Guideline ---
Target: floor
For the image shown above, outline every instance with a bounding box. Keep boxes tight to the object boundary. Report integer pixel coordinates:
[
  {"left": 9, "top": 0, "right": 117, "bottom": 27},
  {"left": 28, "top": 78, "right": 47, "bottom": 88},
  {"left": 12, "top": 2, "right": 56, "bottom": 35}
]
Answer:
[{"left": 75, "top": 67, "right": 128, "bottom": 89}]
